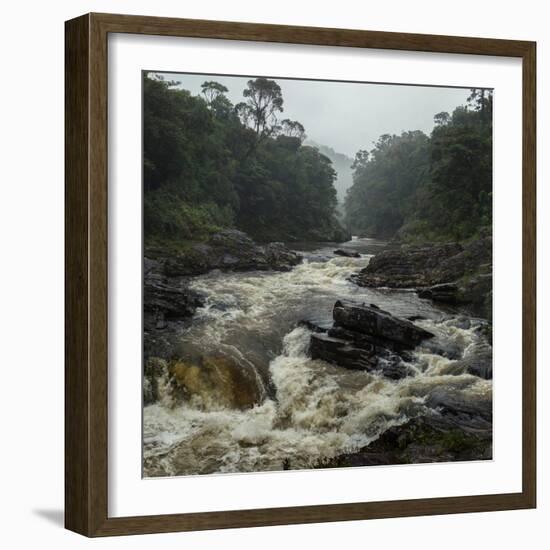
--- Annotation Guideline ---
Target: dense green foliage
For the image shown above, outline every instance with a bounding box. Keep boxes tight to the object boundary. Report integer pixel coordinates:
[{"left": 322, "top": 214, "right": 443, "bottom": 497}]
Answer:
[
  {"left": 344, "top": 90, "right": 493, "bottom": 241},
  {"left": 143, "top": 74, "right": 346, "bottom": 244}
]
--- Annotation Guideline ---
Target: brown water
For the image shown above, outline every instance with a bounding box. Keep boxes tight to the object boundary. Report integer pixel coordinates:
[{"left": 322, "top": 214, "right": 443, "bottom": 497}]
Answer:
[{"left": 143, "top": 238, "right": 492, "bottom": 477}]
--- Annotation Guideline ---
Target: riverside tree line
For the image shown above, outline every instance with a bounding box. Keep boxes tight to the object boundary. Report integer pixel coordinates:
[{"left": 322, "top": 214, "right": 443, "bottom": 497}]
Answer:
[
  {"left": 143, "top": 73, "right": 347, "bottom": 246},
  {"left": 344, "top": 89, "right": 493, "bottom": 241},
  {"left": 144, "top": 72, "right": 492, "bottom": 247}
]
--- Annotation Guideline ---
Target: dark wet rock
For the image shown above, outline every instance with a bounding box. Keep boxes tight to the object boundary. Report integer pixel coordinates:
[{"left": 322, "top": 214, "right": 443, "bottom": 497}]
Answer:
[
  {"left": 327, "top": 326, "right": 413, "bottom": 357},
  {"left": 144, "top": 256, "right": 161, "bottom": 276},
  {"left": 163, "top": 245, "right": 213, "bottom": 277},
  {"left": 318, "top": 400, "right": 492, "bottom": 469},
  {"left": 458, "top": 273, "right": 493, "bottom": 321},
  {"left": 307, "top": 300, "right": 429, "bottom": 378},
  {"left": 310, "top": 333, "right": 412, "bottom": 380},
  {"left": 422, "top": 340, "right": 463, "bottom": 361},
  {"left": 351, "top": 231, "right": 492, "bottom": 319},
  {"left": 448, "top": 316, "right": 472, "bottom": 330},
  {"left": 333, "top": 300, "right": 434, "bottom": 349},
  {"left": 164, "top": 230, "right": 302, "bottom": 277},
  {"left": 143, "top": 258, "right": 206, "bottom": 359},
  {"left": 436, "top": 230, "right": 492, "bottom": 284},
  {"left": 418, "top": 282, "right": 460, "bottom": 303},
  {"left": 418, "top": 274, "right": 492, "bottom": 320},
  {"left": 333, "top": 249, "right": 360, "bottom": 258},
  {"left": 425, "top": 386, "right": 492, "bottom": 434},
  {"left": 263, "top": 242, "right": 303, "bottom": 270},
  {"left": 352, "top": 242, "right": 463, "bottom": 288},
  {"left": 407, "top": 315, "right": 427, "bottom": 322},
  {"left": 441, "top": 341, "right": 493, "bottom": 380},
  {"left": 144, "top": 259, "right": 204, "bottom": 335},
  {"left": 373, "top": 354, "right": 416, "bottom": 380},
  {"left": 298, "top": 319, "right": 330, "bottom": 333},
  {"left": 311, "top": 333, "right": 375, "bottom": 368},
  {"left": 144, "top": 269, "right": 204, "bottom": 325}
]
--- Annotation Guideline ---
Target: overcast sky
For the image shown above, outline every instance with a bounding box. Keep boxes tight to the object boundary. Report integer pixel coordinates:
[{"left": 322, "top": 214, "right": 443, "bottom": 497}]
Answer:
[{"left": 154, "top": 72, "right": 471, "bottom": 158}]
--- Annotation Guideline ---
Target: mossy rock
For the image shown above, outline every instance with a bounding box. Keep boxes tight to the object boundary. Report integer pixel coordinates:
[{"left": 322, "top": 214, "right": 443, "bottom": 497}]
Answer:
[
  {"left": 168, "top": 355, "right": 263, "bottom": 410},
  {"left": 318, "top": 414, "right": 491, "bottom": 469}
]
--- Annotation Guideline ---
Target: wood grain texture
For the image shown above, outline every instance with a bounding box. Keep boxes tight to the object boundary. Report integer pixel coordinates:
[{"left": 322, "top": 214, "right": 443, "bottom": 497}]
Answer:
[
  {"left": 93, "top": 12, "right": 533, "bottom": 56},
  {"left": 64, "top": 12, "right": 537, "bottom": 537},
  {"left": 521, "top": 42, "right": 537, "bottom": 508},
  {"left": 65, "top": 14, "right": 91, "bottom": 535}
]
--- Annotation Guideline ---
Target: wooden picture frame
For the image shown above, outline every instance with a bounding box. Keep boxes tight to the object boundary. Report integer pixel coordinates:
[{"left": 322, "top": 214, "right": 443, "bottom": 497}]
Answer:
[{"left": 65, "top": 12, "right": 536, "bottom": 537}]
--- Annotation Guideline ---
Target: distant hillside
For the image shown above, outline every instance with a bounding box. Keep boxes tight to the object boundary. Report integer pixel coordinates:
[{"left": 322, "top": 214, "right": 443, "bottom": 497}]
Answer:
[{"left": 307, "top": 141, "right": 354, "bottom": 203}]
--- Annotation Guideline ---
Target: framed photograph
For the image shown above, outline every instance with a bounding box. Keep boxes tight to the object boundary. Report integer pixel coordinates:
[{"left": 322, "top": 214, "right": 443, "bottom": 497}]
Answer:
[{"left": 65, "top": 13, "right": 536, "bottom": 536}]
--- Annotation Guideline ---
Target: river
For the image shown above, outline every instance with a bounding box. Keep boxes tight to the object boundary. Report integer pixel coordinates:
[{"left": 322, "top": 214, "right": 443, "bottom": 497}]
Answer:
[{"left": 143, "top": 238, "right": 492, "bottom": 477}]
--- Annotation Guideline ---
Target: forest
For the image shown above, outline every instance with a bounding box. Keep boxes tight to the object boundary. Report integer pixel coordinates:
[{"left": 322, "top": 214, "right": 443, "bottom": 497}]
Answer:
[
  {"left": 143, "top": 73, "right": 348, "bottom": 247},
  {"left": 344, "top": 89, "right": 493, "bottom": 242},
  {"left": 144, "top": 73, "right": 492, "bottom": 247}
]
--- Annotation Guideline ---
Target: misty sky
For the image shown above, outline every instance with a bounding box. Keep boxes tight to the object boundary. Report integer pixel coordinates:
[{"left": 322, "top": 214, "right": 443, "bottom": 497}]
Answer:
[{"left": 154, "top": 72, "right": 471, "bottom": 158}]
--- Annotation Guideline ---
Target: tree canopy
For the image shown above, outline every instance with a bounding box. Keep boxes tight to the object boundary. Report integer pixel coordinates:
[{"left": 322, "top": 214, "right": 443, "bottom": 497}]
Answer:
[
  {"left": 344, "top": 89, "right": 493, "bottom": 242},
  {"left": 143, "top": 74, "right": 347, "bottom": 246}
]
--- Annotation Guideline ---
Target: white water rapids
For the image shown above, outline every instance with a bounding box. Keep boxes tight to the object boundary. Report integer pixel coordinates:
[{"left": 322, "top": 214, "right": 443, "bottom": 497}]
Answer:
[{"left": 143, "top": 239, "right": 492, "bottom": 477}]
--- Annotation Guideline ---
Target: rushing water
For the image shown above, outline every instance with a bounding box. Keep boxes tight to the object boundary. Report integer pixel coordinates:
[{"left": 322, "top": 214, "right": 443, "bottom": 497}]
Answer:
[{"left": 143, "top": 238, "right": 492, "bottom": 477}]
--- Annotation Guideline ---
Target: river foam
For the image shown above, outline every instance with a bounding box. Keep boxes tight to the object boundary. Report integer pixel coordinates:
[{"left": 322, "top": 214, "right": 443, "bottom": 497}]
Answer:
[{"left": 143, "top": 246, "right": 492, "bottom": 476}]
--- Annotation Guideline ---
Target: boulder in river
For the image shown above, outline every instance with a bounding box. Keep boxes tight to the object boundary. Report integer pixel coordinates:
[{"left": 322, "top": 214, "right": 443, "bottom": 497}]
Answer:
[
  {"left": 309, "top": 300, "right": 431, "bottom": 378},
  {"left": 439, "top": 341, "right": 493, "bottom": 380},
  {"left": 310, "top": 333, "right": 375, "bottom": 367},
  {"left": 263, "top": 241, "right": 303, "bottom": 271},
  {"left": 310, "top": 333, "right": 413, "bottom": 380},
  {"left": 333, "top": 300, "right": 434, "bottom": 349},
  {"left": 333, "top": 249, "right": 360, "bottom": 258},
  {"left": 168, "top": 355, "right": 264, "bottom": 410}
]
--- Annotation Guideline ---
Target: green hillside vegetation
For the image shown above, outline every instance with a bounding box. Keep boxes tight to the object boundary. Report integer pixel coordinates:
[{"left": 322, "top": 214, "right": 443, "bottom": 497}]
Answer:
[
  {"left": 344, "top": 89, "right": 493, "bottom": 242},
  {"left": 143, "top": 74, "right": 348, "bottom": 246}
]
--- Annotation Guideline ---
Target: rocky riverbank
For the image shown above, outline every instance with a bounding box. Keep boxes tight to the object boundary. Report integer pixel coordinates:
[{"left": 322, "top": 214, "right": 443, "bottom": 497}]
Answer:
[
  {"left": 351, "top": 230, "right": 492, "bottom": 319},
  {"left": 318, "top": 233, "right": 494, "bottom": 466},
  {"left": 143, "top": 235, "right": 493, "bottom": 476},
  {"left": 319, "top": 403, "right": 492, "bottom": 468},
  {"left": 144, "top": 229, "right": 302, "bottom": 359},
  {"left": 302, "top": 297, "right": 492, "bottom": 467}
]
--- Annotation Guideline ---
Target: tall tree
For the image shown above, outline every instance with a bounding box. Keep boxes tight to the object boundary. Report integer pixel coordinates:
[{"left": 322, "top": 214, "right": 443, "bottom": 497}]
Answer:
[
  {"left": 279, "top": 119, "right": 306, "bottom": 142},
  {"left": 200, "top": 80, "right": 229, "bottom": 106},
  {"left": 236, "top": 78, "right": 284, "bottom": 138}
]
